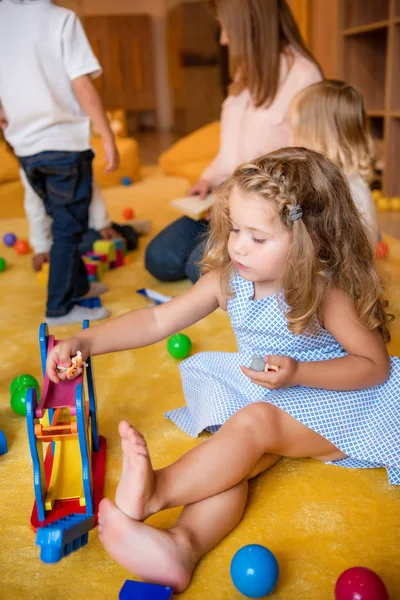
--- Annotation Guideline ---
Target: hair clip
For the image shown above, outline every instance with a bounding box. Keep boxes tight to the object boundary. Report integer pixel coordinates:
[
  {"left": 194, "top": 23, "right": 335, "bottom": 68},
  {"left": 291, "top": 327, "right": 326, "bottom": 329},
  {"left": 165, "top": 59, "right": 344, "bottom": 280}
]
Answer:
[{"left": 289, "top": 206, "right": 303, "bottom": 222}]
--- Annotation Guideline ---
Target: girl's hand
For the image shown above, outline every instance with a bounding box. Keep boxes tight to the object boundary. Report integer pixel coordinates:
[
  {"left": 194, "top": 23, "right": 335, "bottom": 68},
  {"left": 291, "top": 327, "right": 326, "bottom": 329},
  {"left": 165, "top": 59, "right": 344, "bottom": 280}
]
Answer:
[
  {"left": 46, "top": 337, "right": 89, "bottom": 384},
  {"left": 187, "top": 179, "right": 211, "bottom": 199},
  {"left": 241, "top": 355, "right": 299, "bottom": 390}
]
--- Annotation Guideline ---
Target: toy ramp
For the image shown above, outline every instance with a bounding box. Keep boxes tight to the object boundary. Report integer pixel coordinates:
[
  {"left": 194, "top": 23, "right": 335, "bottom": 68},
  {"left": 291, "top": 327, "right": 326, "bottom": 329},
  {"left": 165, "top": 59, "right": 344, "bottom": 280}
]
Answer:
[{"left": 45, "top": 437, "right": 85, "bottom": 510}]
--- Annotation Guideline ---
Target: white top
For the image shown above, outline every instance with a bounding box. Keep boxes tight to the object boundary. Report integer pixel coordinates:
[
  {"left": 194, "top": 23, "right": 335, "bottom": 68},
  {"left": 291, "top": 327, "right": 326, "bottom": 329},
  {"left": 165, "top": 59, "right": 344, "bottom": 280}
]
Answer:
[
  {"left": 20, "top": 169, "right": 110, "bottom": 254},
  {"left": 348, "top": 174, "right": 380, "bottom": 247},
  {"left": 0, "top": 0, "right": 101, "bottom": 156},
  {"left": 201, "top": 50, "right": 322, "bottom": 187}
]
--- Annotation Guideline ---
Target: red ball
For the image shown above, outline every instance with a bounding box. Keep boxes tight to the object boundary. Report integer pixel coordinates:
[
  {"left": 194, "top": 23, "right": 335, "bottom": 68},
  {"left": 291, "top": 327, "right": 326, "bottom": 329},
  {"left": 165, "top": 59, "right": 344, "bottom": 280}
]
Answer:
[
  {"left": 375, "top": 240, "right": 389, "bottom": 260},
  {"left": 335, "top": 567, "right": 388, "bottom": 600},
  {"left": 122, "top": 207, "right": 135, "bottom": 220},
  {"left": 14, "top": 239, "right": 30, "bottom": 255}
]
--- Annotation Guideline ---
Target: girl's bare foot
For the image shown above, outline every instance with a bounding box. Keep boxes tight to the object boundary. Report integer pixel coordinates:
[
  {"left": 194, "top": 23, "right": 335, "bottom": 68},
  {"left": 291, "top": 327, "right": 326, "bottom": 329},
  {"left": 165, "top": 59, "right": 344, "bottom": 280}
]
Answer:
[
  {"left": 98, "top": 499, "right": 195, "bottom": 593},
  {"left": 115, "top": 421, "right": 157, "bottom": 520}
]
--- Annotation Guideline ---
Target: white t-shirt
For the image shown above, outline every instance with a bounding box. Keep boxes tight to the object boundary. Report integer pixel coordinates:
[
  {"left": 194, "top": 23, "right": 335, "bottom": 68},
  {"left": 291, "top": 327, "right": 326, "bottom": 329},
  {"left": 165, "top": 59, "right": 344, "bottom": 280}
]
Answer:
[
  {"left": 20, "top": 169, "right": 110, "bottom": 254},
  {"left": 348, "top": 174, "right": 380, "bottom": 248},
  {"left": 0, "top": 0, "right": 101, "bottom": 156}
]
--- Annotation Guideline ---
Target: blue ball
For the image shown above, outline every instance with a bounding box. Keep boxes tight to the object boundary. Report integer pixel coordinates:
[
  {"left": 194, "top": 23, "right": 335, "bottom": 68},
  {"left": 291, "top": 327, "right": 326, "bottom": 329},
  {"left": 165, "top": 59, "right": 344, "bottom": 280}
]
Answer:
[
  {"left": 230, "top": 545, "right": 279, "bottom": 598},
  {"left": 3, "top": 232, "right": 17, "bottom": 247},
  {"left": 121, "top": 176, "right": 132, "bottom": 186}
]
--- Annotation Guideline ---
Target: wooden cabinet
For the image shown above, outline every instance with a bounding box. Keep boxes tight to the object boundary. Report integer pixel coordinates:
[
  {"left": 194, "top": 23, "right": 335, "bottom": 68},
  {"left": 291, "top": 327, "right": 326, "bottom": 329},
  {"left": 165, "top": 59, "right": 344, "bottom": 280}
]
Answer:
[
  {"left": 167, "top": 1, "right": 223, "bottom": 135},
  {"left": 84, "top": 15, "right": 156, "bottom": 114}
]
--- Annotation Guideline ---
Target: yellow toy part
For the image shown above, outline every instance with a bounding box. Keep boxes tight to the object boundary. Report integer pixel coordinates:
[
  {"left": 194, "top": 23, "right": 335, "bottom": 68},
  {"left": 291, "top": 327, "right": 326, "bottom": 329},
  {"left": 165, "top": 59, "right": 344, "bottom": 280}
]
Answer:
[
  {"left": 371, "top": 189, "right": 383, "bottom": 201},
  {"left": 390, "top": 197, "right": 400, "bottom": 211},
  {"left": 93, "top": 239, "right": 116, "bottom": 263},
  {"left": 45, "top": 435, "right": 85, "bottom": 510},
  {"left": 376, "top": 196, "right": 391, "bottom": 211}
]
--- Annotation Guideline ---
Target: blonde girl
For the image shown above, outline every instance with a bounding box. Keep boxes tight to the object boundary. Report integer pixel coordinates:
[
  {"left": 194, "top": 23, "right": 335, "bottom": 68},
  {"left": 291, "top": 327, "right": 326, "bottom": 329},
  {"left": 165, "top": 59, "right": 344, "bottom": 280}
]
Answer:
[
  {"left": 291, "top": 79, "right": 380, "bottom": 247},
  {"left": 47, "top": 148, "right": 399, "bottom": 593}
]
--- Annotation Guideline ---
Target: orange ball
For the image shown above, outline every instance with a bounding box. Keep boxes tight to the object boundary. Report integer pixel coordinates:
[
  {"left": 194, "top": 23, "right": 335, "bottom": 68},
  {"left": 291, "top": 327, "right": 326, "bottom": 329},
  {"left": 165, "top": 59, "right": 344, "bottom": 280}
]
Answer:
[
  {"left": 122, "top": 207, "right": 135, "bottom": 220},
  {"left": 14, "top": 239, "right": 30, "bottom": 255},
  {"left": 123, "top": 255, "right": 132, "bottom": 265},
  {"left": 375, "top": 240, "right": 389, "bottom": 260}
]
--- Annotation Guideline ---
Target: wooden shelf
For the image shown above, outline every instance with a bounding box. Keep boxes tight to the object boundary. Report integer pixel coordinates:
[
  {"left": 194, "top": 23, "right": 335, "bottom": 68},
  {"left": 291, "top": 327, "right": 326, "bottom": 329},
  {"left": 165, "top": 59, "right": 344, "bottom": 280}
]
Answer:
[
  {"left": 339, "top": 0, "right": 400, "bottom": 195},
  {"left": 343, "top": 21, "right": 389, "bottom": 36}
]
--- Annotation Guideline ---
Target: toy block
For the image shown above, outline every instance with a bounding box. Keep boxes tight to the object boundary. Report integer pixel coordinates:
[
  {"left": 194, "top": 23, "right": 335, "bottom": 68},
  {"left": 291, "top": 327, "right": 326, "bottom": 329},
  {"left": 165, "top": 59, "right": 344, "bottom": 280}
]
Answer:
[
  {"left": 93, "top": 240, "right": 116, "bottom": 262},
  {"left": 88, "top": 274, "right": 99, "bottom": 282},
  {"left": 36, "top": 262, "right": 49, "bottom": 286},
  {"left": 115, "top": 249, "right": 124, "bottom": 267},
  {"left": 36, "top": 513, "right": 94, "bottom": 563},
  {"left": 77, "top": 296, "right": 102, "bottom": 309},
  {"left": 0, "top": 430, "right": 7, "bottom": 455},
  {"left": 112, "top": 237, "right": 127, "bottom": 256},
  {"left": 85, "top": 263, "right": 98, "bottom": 277},
  {"left": 84, "top": 252, "right": 109, "bottom": 275},
  {"left": 119, "top": 580, "right": 174, "bottom": 600}
]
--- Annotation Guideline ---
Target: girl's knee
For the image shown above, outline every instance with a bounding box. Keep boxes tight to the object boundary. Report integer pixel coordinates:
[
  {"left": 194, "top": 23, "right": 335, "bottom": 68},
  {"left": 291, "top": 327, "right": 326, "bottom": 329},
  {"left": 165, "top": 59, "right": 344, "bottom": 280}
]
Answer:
[{"left": 233, "top": 403, "right": 280, "bottom": 447}]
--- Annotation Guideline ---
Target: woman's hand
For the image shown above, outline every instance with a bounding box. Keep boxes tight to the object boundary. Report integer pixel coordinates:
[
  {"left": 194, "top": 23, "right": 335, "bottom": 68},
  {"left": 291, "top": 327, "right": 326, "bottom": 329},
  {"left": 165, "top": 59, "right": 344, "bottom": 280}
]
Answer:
[
  {"left": 46, "top": 337, "right": 90, "bottom": 384},
  {"left": 187, "top": 179, "right": 211, "bottom": 200},
  {"left": 241, "top": 355, "right": 299, "bottom": 390}
]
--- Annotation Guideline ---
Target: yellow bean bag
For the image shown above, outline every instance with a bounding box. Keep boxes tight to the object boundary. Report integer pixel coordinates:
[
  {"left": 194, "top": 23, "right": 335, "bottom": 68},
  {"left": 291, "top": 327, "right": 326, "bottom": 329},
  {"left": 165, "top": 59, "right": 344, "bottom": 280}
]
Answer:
[
  {"left": 159, "top": 121, "right": 220, "bottom": 184},
  {"left": 0, "top": 137, "right": 142, "bottom": 219}
]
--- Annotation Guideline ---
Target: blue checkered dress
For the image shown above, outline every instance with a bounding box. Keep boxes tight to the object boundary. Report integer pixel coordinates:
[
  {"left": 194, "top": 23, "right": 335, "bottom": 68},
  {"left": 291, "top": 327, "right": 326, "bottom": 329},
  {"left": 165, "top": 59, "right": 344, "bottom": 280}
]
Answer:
[{"left": 165, "top": 274, "right": 400, "bottom": 485}]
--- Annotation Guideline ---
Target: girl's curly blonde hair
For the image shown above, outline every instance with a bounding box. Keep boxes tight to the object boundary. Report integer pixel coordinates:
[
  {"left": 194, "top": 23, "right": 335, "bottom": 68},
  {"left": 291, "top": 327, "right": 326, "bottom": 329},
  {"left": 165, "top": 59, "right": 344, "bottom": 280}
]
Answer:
[
  {"left": 202, "top": 147, "right": 392, "bottom": 342},
  {"left": 291, "top": 80, "right": 374, "bottom": 180}
]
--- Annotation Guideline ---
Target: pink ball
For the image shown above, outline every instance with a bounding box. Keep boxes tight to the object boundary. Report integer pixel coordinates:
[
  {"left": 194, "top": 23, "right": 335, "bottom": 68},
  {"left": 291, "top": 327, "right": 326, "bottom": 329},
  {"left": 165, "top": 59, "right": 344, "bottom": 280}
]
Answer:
[{"left": 335, "top": 567, "right": 388, "bottom": 600}]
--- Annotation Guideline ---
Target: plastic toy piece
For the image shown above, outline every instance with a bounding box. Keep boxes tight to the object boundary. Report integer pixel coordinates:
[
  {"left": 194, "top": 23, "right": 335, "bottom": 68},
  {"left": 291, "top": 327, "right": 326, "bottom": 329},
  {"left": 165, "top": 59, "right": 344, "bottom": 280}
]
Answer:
[
  {"left": 77, "top": 296, "right": 102, "bottom": 309},
  {"left": 137, "top": 288, "right": 173, "bottom": 305},
  {"left": 14, "top": 239, "right": 30, "bottom": 255},
  {"left": 93, "top": 239, "right": 116, "bottom": 263},
  {"left": 0, "top": 430, "right": 8, "bottom": 455},
  {"left": 0, "top": 257, "right": 6, "bottom": 272},
  {"left": 3, "top": 232, "right": 17, "bottom": 247},
  {"left": 56, "top": 351, "right": 88, "bottom": 380},
  {"left": 119, "top": 580, "right": 174, "bottom": 600},
  {"left": 36, "top": 513, "right": 94, "bottom": 563},
  {"left": 250, "top": 354, "right": 279, "bottom": 372},
  {"left": 27, "top": 322, "right": 107, "bottom": 564}
]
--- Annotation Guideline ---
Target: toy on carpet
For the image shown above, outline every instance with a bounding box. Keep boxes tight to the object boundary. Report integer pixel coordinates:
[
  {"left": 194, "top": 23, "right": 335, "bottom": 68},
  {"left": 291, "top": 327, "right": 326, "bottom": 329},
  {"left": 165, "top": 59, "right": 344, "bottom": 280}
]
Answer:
[
  {"left": 167, "top": 333, "right": 192, "bottom": 359},
  {"left": 372, "top": 189, "right": 400, "bottom": 212},
  {"left": 56, "top": 351, "right": 88, "bottom": 380},
  {"left": 375, "top": 240, "right": 389, "bottom": 260},
  {"left": 14, "top": 239, "right": 31, "bottom": 255},
  {"left": 122, "top": 207, "right": 135, "bottom": 220},
  {"left": 3, "top": 232, "right": 17, "bottom": 247},
  {"left": 335, "top": 566, "right": 388, "bottom": 600},
  {"left": 230, "top": 544, "right": 279, "bottom": 598},
  {"left": 119, "top": 580, "right": 173, "bottom": 599},
  {"left": 0, "top": 430, "right": 8, "bottom": 455},
  {"left": 137, "top": 288, "right": 173, "bottom": 306},
  {"left": 0, "top": 257, "right": 6, "bottom": 272},
  {"left": 25, "top": 321, "right": 106, "bottom": 563},
  {"left": 121, "top": 176, "right": 133, "bottom": 186},
  {"left": 10, "top": 374, "right": 40, "bottom": 416},
  {"left": 250, "top": 355, "right": 279, "bottom": 373}
]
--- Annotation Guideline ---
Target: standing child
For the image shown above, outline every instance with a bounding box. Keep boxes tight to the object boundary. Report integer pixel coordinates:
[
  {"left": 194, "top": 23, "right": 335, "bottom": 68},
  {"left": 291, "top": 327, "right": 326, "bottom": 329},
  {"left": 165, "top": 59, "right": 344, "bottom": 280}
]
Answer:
[
  {"left": 47, "top": 148, "right": 400, "bottom": 593},
  {"left": 0, "top": 0, "right": 119, "bottom": 325},
  {"left": 290, "top": 79, "right": 380, "bottom": 248}
]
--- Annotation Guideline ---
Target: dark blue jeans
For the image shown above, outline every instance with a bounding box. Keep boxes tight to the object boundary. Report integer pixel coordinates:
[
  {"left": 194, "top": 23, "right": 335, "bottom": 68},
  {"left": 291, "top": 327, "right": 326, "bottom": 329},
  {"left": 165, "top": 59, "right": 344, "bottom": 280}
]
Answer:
[
  {"left": 145, "top": 216, "right": 208, "bottom": 283},
  {"left": 19, "top": 150, "right": 93, "bottom": 316}
]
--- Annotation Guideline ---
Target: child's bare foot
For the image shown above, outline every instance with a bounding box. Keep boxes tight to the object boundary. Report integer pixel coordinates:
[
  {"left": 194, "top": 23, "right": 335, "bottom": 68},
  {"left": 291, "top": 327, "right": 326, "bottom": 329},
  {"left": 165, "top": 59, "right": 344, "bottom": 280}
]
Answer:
[
  {"left": 98, "top": 499, "right": 195, "bottom": 593},
  {"left": 115, "top": 421, "right": 156, "bottom": 520}
]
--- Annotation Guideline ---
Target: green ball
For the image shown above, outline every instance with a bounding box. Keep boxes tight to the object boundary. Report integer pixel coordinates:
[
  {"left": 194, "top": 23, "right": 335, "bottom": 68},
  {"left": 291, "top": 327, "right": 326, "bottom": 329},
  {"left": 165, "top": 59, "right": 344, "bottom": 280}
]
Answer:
[
  {"left": 10, "top": 385, "right": 39, "bottom": 416},
  {"left": 0, "top": 257, "right": 6, "bottom": 272},
  {"left": 167, "top": 333, "right": 192, "bottom": 359},
  {"left": 10, "top": 374, "right": 40, "bottom": 396}
]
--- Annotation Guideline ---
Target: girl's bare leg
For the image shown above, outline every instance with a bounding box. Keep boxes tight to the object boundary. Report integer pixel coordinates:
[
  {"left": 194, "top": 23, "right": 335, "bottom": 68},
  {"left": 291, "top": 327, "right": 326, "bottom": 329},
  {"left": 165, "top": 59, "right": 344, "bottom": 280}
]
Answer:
[
  {"left": 98, "top": 481, "right": 249, "bottom": 593},
  {"left": 115, "top": 403, "right": 346, "bottom": 520}
]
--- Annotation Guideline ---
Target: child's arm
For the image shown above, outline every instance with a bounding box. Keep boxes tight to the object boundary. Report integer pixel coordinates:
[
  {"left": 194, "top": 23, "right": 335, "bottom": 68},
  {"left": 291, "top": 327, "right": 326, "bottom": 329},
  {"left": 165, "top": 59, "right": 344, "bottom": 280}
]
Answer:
[
  {"left": 47, "top": 269, "right": 224, "bottom": 383},
  {"left": 243, "top": 288, "right": 390, "bottom": 391},
  {"left": 72, "top": 75, "right": 119, "bottom": 173}
]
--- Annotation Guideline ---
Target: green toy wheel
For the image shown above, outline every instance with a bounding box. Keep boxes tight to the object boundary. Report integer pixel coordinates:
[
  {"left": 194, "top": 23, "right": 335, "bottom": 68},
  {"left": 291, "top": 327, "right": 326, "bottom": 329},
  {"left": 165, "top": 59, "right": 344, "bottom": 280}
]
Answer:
[
  {"left": 0, "top": 257, "right": 6, "bottom": 272},
  {"left": 167, "top": 333, "right": 192, "bottom": 359},
  {"left": 9, "top": 374, "right": 40, "bottom": 395}
]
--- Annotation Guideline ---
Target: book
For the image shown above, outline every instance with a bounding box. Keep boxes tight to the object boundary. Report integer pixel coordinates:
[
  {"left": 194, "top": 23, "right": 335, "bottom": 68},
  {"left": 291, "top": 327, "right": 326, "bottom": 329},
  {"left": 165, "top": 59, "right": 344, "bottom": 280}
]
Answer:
[{"left": 170, "top": 194, "right": 215, "bottom": 221}]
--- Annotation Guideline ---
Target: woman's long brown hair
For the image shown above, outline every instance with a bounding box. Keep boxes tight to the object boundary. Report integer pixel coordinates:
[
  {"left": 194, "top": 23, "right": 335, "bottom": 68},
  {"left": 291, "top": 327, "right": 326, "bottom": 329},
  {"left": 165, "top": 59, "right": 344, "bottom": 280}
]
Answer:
[
  {"left": 208, "top": 0, "right": 322, "bottom": 108},
  {"left": 202, "top": 147, "right": 393, "bottom": 342}
]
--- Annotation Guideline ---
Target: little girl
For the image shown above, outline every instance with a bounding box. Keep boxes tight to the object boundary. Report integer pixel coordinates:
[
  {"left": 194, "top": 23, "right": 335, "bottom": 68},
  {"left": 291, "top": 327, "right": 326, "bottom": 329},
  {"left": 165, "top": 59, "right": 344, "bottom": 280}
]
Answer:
[
  {"left": 47, "top": 148, "right": 399, "bottom": 593},
  {"left": 290, "top": 79, "right": 380, "bottom": 248}
]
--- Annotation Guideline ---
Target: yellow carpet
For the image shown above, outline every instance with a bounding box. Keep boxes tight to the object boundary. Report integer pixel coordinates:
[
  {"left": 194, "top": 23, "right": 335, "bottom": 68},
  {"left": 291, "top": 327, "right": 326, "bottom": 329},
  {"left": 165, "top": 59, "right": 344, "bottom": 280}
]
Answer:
[{"left": 0, "top": 170, "right": 399, "bottom": 599}]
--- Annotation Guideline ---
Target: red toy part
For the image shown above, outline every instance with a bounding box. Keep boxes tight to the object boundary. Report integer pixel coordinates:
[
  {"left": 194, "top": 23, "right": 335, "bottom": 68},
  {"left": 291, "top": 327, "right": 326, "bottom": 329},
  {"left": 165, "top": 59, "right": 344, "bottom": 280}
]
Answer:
[
  {"left": 14, "top": 239, "right": 31, "bottom": 255},
  {"left": 122, "top": 207, "right": 135, "bottom": 220},
  {"left": 335, "top": 567, "right": 389, "bottom": 600},
  {"left": 375, "top": 240, "right": 389, "bottom": 260},
  {"left": 30, "top": 435, "right": 107, "bottom": 531}
]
